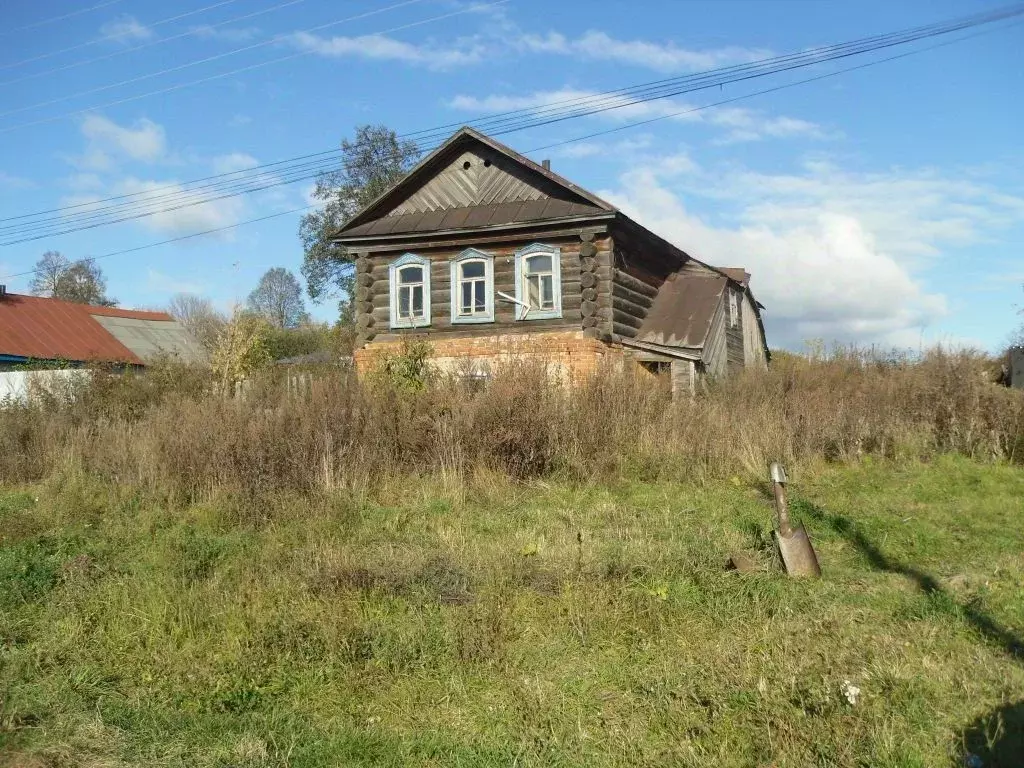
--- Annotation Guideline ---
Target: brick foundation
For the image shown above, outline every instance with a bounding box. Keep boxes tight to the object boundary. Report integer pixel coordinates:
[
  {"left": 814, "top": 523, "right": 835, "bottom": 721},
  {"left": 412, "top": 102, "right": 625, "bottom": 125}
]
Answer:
[{"left": 354, "top": 330, "right": 621, "bottom": 383}]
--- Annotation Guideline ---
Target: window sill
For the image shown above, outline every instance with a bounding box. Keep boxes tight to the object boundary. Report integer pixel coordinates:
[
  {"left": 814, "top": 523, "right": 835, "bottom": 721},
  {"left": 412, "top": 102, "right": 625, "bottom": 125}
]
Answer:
[
  {"left": 517, "top": 309, "right": 562, "bottom": 321},
  {"left": 390, "top": 320, "right": 431, "bottom": 330},
  {"left": 451, "top": 315, "right": 494, "bottom": 325}
]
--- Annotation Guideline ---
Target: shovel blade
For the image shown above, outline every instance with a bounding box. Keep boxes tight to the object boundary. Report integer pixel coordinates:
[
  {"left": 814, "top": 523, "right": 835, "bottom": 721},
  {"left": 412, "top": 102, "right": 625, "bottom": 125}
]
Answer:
[{"left": 774, "top": 522, "right": 821, "bottom": 577}]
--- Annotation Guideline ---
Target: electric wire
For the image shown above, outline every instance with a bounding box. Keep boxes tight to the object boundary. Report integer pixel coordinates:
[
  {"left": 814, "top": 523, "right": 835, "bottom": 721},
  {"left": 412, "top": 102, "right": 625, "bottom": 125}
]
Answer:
[{"left": 1, "top": 4, "right": 1018, "bottom": 244}]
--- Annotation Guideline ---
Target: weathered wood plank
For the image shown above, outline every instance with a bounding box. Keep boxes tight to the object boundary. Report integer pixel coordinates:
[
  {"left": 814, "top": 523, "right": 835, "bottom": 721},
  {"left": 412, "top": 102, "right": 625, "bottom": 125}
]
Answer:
[
  {"left": 612, "top": 321, "right": 639, "bottom": 338},
  {"left": 613, "top": 295, "right": 651, "bottom": 320},
  {"left": 612, "top": 308, "right": 643, "bottom": 330}
]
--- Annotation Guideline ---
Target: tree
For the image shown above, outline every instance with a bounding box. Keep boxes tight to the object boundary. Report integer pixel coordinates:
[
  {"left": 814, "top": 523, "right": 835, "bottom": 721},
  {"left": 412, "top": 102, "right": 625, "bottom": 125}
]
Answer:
[
  {"left": 246, "top": 267, "right": 309, "bottom": 329},
  {"left": 299, "top": 124, "right": 419, "bottom": 320},
  {"left": 210, "top": 310, "right": 271, "bottom": 393},
  {"left": 28, "top": 251, "right": 71, "bottom": 297},
  {"left": 53, "top": 259, "right": 116, "bottom": 306},
  {"left": 29, "top": 252, "right": 116, "bottom": 306},
  {"left": 167, "top": 293, "right": 227, "bottom": 351}
]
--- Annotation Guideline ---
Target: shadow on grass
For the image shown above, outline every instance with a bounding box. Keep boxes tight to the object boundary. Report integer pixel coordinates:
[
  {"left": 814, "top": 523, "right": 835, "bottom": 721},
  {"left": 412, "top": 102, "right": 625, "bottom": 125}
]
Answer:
[
  {"left": 961, "top": 700, "right": 1024, "bottom": 768},
  {"left": 790, "top": 498, "right": 1024, "bottom": 663}
]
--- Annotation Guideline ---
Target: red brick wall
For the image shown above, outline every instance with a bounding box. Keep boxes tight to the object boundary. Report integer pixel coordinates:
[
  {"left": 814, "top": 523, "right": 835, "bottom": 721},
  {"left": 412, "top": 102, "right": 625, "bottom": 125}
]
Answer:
[{"left": 354, "top": 330, "right": 618, "bottom": 383}]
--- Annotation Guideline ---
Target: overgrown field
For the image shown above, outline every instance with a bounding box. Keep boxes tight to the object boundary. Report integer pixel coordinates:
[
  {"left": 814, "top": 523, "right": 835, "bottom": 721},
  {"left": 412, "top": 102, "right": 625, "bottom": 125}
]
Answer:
[
  {"left": 1, "top": 350, "right": 1023, "bottom": 766},
  {"left": 2, "top": 459, "right": 1023, "bottom": 766}
]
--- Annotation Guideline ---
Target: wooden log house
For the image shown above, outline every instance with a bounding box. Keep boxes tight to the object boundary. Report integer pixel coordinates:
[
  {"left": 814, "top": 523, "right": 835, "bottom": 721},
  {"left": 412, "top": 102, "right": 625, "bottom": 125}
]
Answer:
[{"left": 334, "top": 127, "right": 769, "bottom": 393}]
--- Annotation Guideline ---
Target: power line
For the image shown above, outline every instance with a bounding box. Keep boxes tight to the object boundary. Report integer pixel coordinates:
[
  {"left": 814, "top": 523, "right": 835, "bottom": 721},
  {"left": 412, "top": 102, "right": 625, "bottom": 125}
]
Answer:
[
  {"left": 0, "top": 15, "right": 1018, "bottom": 285},
  {"left": 1, "top": 0, "right": 126, "bottom": 38},
  {"left": 0, "top": 0, "right": 506, "bottom": 134},
  {"left": 0, "top": 0, "right": 434, "bottom": 120},
  {"left": 1, "top": 4, "right": 1018, "bottom": 244},
  {"left": 0, "top": 0, "right": 275, "bottom": 81},
  {"left": 0, "top": 204, "right": 318, "bottom": 282}
]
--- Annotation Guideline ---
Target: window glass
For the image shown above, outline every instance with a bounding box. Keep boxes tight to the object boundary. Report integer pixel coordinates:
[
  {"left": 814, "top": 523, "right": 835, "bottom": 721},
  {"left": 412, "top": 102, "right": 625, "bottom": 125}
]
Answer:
[
  {"left": 526, "top": 254, "right": 552, "bottom": 274},
  {"left": 455, "top": 258, "right": 489, "bottom": 318},
  {"left": 399, "top": 265, "right": 423, "bottom": 283},
  {"left": 392, "top": 257, "right": 428, "bottom": 324},
  {"left": 461, "top": 261, "right": 485, "bottom": 279}
]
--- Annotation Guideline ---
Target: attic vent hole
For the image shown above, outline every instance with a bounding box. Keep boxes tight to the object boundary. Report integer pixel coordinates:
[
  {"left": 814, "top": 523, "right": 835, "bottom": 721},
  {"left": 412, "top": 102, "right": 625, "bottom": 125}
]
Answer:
[
  {"left": 463, "top": 160, "right": 471, "bottom": 170},
  {"left": 483, "top": 159, "right": 491, "bottom": 167}
]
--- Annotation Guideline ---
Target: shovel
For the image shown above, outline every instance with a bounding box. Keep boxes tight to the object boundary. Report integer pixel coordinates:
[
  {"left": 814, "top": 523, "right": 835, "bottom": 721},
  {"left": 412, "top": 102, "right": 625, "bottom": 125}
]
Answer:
[{"left": 769, "top": 462, "right": 821, "bottom": 577}]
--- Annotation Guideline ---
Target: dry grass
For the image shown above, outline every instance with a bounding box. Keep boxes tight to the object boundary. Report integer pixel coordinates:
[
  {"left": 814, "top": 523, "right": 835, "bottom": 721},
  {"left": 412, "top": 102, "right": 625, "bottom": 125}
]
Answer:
[{"left": 0, "top": 348, "right": 1021, "bottom": 510}]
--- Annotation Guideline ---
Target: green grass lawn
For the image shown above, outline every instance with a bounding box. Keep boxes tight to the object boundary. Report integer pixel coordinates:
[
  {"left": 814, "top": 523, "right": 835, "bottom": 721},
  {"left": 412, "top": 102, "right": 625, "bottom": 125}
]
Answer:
[{"left": 2, "top": 457, "right": 1023, "bottom": 767}]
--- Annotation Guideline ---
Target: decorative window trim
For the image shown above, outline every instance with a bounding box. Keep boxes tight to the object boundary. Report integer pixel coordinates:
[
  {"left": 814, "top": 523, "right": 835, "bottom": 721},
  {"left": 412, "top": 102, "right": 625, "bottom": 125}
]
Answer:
[
  {"left": 388, "top": 252, "right": 431, "bottom": 329},
  {"left": 449, "top": 248, "right": 494, "bottom": 324},
  {"left": 513, "top": 243, "right": 562, "bottom": 321}
]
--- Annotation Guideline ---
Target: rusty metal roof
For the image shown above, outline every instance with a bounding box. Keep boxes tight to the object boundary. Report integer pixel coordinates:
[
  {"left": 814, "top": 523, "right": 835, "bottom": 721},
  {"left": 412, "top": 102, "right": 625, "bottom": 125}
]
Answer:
[
  {"left": 0, "top": 293, "right": 199, "bottom": 364},
  {"left": 635, "top": 274, "right": 727, "bottom": 349}
]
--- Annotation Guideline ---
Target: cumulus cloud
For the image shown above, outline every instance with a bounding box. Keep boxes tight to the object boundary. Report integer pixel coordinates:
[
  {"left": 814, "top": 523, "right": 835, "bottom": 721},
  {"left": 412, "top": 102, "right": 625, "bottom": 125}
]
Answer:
[
  {"left": 288, "top": 31, "right": 485, "bottom": 70},
  {"left": 62, "top": 177, "right": 245, "bottom": 238},
  {"left": 519, "top": 30, "right": 771, "bottom": 72},
  {"left": 212, "top": 152, "right": 260, "bottom": 174},
  {"left": 600, "top": 157, "right": 1024, "bottom": 348},
  {"left": 100, "top": 16, "right": 152, "bottom": 43},
  {"left": 449, "top": 88, "right": 828, "bottom": 143},
  {"left": 79, "top": 114, "right": 167, "bottom": 165}
]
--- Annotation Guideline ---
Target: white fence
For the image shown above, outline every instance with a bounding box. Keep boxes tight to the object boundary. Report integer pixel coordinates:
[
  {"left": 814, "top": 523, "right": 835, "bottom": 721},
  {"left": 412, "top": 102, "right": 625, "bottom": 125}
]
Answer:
[{"left": 0, "top": 369, "right": 91, "bottom": 405}]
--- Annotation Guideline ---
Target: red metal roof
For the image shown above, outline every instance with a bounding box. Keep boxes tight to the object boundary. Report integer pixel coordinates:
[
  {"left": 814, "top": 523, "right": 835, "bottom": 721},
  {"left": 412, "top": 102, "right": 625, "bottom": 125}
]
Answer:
[{"left": 0, "top": 293, "right": 174, "bottom": 364}]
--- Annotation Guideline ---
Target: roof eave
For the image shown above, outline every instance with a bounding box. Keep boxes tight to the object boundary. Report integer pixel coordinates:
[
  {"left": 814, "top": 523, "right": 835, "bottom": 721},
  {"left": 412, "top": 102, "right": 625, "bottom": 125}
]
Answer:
[{"left": 333, "top": 211, "right": 617, "bottom": 247}]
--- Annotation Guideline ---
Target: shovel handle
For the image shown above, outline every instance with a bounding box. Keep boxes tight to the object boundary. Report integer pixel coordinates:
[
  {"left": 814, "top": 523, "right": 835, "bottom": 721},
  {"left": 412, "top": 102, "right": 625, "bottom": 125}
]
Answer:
[{"left": 772, "top": 477, "right": 793, "bottom": 536}]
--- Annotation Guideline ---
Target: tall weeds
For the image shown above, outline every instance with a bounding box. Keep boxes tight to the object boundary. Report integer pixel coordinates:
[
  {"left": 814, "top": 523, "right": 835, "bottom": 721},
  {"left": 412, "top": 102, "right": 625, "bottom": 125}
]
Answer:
[{"left": 1, "top": 348, "right": 1021, "bottom": 507}]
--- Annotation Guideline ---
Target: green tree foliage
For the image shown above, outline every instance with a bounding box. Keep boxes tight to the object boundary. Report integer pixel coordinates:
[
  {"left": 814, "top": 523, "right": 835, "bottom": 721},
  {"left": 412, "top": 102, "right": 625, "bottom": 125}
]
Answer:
[
  {"left": 246, "top": 268, "right": 309, "bottom": 329},
  {"left": 28, "top": 253, "right": 116, "bottom": 306},
  {"left": 299, "top": 125, "right": 419, "bottom": 321}
]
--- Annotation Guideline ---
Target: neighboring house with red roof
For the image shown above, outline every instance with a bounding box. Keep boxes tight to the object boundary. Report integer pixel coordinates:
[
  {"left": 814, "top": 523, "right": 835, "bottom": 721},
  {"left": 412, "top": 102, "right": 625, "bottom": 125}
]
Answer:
[{"left": 0, "top": 288, "right": 204, "bottom": 370}]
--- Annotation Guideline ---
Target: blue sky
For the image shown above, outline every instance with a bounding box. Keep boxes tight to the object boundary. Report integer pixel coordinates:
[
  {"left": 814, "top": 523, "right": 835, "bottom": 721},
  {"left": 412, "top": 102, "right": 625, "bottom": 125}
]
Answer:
[{"left": 0, "top": 0, "right": 1021, "bottom": 351}]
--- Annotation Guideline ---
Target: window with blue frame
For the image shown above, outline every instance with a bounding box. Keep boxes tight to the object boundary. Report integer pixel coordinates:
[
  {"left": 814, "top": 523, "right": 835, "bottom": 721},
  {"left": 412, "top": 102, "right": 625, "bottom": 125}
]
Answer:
[
  {"left": 450, "top": 248, "right": 494, "bottom": 323},
  {"left": 514, "top": 243, "right": 562, "bottom": 320},
  {"left": 388, "top": 253, "right": 431, "bottom": 328}
]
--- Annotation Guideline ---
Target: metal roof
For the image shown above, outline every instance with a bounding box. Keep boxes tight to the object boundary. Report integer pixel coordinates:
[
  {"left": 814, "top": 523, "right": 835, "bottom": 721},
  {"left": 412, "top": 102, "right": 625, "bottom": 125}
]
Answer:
[
  {"left": 635, "top": 274, "right": 727, "bottom": 349},
  {"left": 0, "top": 293, "right": 202, "bottom": 365},
  {"left": 339, "top": 199, "right": 607, "bottom": 239}
]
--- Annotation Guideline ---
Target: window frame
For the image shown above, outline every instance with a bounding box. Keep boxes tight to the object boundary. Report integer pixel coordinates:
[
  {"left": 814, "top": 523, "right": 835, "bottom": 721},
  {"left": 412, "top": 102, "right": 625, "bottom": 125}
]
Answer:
[
  {"left": 388, "top": 252, "right": 431, "bottom": 329},
  {"left": 514, "top": 243, "right": 562, "bottom": 321},
  {"left": 449, "top": 248, "right": 494, "bottom": 324}
]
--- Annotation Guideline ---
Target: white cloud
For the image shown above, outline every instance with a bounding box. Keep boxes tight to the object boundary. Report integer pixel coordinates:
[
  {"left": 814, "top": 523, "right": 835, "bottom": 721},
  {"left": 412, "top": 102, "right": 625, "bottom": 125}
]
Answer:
[
  {"left": 228, "top": 113, "right": 252, "bottom": 127},
  {"left": 79, "top": 114, "right": 167, "bottom": 164},
  {"left": 190, "top": 24, "right": 260, "bottom": 43},
  {"left": 100, "top": 16, "right": 152, "bottom": 43},
  {"left": 449, "top": 88, "right": 827, "bottom": 143},
  {"left": 63, "top": 177, "right": 245, "bottom": 238},
  {"left": 519, "top": 30, "right": 771, "bottom": 72},
  {"left": 288, "top": 31, "right": 485, "bottom": 70},
  {"left": 212, "top": 152, "right": 259, "bottom": 174},
  {"left": 600, "top": 156, "right": 1024, "bottom": 348}
]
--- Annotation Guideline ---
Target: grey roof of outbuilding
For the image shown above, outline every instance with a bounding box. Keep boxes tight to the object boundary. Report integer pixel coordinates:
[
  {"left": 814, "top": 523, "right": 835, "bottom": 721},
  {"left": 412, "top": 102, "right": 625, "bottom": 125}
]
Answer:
[
  {"left": 635, "top": 274, "right": 727, "bottom": 349},
  {"left": 91, "top": 314, "right": 206, "bottom": 364}
]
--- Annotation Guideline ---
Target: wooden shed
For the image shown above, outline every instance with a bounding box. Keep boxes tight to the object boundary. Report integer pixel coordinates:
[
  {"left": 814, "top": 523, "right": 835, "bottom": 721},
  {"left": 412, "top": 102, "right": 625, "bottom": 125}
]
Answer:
[{"left": 334, "top": 127, "right": 769, "bottom": 392}]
